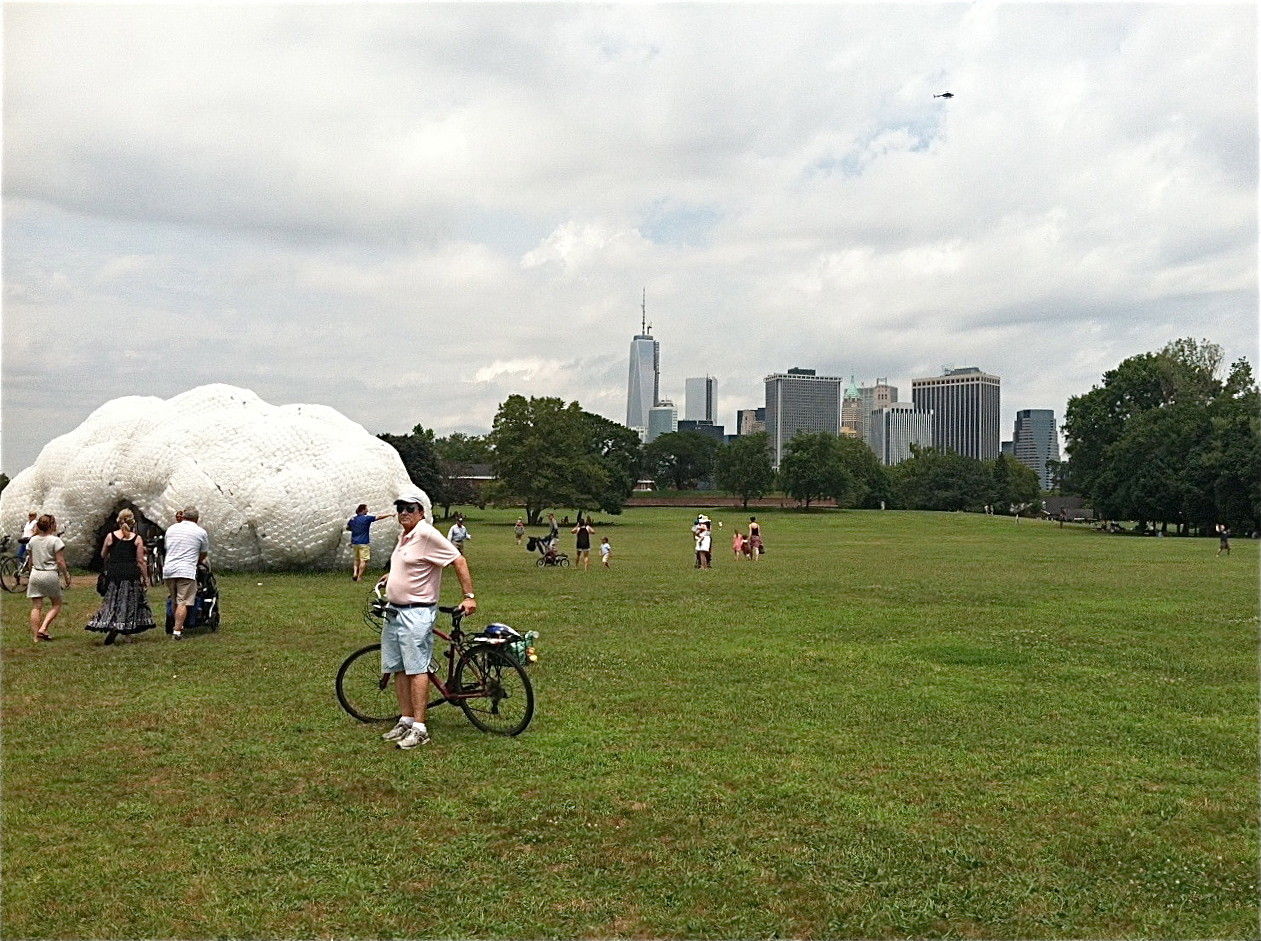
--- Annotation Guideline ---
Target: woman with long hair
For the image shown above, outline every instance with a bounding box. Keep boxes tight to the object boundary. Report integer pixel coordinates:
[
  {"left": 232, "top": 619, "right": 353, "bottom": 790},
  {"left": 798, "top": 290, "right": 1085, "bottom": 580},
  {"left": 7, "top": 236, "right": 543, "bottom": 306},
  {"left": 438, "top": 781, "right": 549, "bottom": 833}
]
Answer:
[
  {"left": 27, "top": 514, "right": 69, "bottom": 642},
  {"left": 86, "top": 509, "right": 156, "bottom": 645}
]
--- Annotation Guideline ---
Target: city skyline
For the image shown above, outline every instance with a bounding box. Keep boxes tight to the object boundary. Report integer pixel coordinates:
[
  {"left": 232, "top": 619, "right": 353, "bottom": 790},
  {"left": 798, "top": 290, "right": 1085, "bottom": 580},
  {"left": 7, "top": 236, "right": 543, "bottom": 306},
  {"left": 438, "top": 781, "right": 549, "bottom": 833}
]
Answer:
[{"left": 3, "top": 4, "right": 1255, "bottom": 473}]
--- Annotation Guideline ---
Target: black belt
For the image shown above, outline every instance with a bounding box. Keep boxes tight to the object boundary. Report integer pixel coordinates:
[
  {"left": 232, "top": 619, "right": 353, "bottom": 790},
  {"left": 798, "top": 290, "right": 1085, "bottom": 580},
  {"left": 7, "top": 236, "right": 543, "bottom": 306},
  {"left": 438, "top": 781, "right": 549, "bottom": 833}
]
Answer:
[{"left": 387, "top": 601, "right": 436, "bottom": 609}]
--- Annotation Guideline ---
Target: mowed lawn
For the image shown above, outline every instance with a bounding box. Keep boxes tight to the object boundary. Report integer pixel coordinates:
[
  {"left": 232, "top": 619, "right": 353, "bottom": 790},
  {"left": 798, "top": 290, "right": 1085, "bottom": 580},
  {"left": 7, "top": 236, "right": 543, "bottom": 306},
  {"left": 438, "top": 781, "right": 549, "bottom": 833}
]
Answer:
[{"left": 3, "top": 508, "right": 1256, "bottom": 939}]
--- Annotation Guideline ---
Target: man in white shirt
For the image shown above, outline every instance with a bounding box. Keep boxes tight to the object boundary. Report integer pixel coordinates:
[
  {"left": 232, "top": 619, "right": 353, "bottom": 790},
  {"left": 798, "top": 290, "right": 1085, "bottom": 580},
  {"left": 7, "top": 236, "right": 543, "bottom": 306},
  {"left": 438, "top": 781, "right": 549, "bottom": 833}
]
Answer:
[
  {"left": 446, "top": 517, "right": 471, "bottom": 555},
  {"left": 162, "top": 507, "right": 210, "bottom": 640},
  {"left": 18, "top": 510, "right": 37, "bottom": 565}
]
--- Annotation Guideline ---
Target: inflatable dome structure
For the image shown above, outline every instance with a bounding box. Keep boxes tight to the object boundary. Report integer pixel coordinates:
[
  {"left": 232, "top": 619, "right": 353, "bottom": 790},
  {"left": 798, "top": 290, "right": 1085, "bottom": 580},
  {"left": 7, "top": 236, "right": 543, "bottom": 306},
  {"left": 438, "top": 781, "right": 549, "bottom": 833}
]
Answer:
[{"left": 0, "top": 384, "right": 426, "bottom": 570}]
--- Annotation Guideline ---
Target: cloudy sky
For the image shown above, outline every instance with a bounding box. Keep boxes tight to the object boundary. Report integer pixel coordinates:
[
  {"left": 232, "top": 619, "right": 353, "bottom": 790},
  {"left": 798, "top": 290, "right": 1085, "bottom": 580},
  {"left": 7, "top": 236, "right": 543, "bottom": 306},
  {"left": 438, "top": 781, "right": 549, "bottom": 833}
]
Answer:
[{"left": 3, "top": 2, "right": 1257, "bottom": 473}]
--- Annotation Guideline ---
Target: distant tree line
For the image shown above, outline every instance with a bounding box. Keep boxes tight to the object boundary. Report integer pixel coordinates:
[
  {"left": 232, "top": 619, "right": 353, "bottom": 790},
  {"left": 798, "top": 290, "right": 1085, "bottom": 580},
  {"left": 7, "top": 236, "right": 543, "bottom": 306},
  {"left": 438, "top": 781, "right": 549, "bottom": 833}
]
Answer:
[{"left": 373, "top": 337, "right": 1257, "bottom": 534}]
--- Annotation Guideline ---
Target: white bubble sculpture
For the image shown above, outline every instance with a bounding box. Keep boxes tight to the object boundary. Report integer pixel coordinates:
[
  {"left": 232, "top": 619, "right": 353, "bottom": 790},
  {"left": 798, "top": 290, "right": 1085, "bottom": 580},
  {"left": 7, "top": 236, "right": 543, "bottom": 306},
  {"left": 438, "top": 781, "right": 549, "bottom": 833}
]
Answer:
[{"left": 0, "top": 384, "right": 427, "bottom": 570}]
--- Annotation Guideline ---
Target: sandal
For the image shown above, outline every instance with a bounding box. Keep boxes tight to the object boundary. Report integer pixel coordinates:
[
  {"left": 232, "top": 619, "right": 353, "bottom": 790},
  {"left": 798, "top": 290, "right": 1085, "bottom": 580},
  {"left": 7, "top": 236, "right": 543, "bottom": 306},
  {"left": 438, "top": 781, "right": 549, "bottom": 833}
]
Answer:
[{"left": 36, "top": 632, "right": 52, "bottom": 641}]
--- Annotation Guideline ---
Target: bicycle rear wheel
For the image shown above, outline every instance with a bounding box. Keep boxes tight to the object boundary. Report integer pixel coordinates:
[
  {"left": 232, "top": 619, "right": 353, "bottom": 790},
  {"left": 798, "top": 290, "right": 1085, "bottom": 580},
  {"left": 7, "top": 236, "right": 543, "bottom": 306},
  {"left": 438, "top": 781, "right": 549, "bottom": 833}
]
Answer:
[
  {"left": 148, "top": 548, "right": 164, "bottom": 585},
  {"left": 0, "top": 557, "right": 19, "bottom": 593},
  {"left": 453, "top": 644, "right": 534, "bottom": 736},
  {"left": 336, "top": 644, "right": 396, "bottom": 723}
]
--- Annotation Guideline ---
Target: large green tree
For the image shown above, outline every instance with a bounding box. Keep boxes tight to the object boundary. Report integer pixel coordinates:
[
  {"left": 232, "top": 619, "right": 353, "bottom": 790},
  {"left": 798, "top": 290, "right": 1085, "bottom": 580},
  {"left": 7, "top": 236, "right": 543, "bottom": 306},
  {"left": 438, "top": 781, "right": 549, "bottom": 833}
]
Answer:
[
  {"left": 889, "top": 446, "right": 991, "bottom": 511},
  {"left": 433, "top": 432, "right": 493, "bottom": 518},
  {"left": 834, "top": 436, "right": 890, "bottom": 509},
  {"left": 987, "top": 453, "right": 1042, "bottom": 513},
  {"left": 715, "top": 433, "right": 775, "bottom": 508},
  {"left": 644, "top": 431, "right": 719, "bottom": 491},
  {"left": 488, "top": 396, "right": 639, "bottom": 524},
  {"left": 1063, "top": 338, "right": 1259, "bottom": 533},
  {"left": 377, "top": 424, "right": 444, "bottom": 508},
  {"left": 778, "top": 432, "right": 851, "bottom": 509}
]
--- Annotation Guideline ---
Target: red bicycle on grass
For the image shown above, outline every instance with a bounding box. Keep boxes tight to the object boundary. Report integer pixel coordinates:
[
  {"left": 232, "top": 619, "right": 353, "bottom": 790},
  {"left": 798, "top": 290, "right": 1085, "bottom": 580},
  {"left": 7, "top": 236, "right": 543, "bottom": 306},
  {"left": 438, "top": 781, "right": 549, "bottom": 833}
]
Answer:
[{"left": 336, "top": 595, "right": 535, "bottom": 737}]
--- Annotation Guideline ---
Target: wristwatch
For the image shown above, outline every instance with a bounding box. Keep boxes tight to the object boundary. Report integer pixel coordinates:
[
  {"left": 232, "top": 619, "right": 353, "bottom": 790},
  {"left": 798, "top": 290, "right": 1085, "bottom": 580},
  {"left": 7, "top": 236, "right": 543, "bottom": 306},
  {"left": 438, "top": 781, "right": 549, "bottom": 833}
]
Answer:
[{"left": 464, "top": 593, "right": 475, "bottom": 599}]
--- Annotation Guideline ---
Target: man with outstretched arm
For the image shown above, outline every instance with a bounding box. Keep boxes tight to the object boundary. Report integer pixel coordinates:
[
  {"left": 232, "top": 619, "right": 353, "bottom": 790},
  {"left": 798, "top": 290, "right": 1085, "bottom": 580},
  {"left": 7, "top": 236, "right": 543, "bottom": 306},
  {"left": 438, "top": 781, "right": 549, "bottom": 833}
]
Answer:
[
  {"left": 347, "top": 503, "right": 394, "bottom": 582},
  {"left": 380, "top": 485, "right": 477, "bottom": 750}
]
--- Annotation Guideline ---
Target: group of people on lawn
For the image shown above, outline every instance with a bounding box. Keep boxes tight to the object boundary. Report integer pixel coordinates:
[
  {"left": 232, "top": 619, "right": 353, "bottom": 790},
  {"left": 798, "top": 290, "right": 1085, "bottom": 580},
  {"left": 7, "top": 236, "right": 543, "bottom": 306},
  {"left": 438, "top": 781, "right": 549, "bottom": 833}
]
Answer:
[{"left": 24, "top": 506, "right": 209, "bottom": 645}]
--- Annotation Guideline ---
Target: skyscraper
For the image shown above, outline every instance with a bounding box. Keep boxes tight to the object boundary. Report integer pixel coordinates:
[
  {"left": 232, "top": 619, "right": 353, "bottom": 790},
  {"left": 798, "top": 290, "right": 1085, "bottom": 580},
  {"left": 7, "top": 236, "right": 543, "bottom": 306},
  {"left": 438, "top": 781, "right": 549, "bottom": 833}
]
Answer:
[
  {"left": 911, "top": 367, "right": 1001, "bottom": 460},
  {"left": 625, "top": 292, "right": 659, "bottom": 431},
  {"left": 646, "top": 399, "right": 677, "bottom": 443},
  {"left": 867, "top": 403, "right": 934, "bottom": 465},
  {"left": 684, "top": 376, "right": 717, "bottom": 423},
  {"left": 736, "top": 408, "right": 766, "bottom": 435},
  {"left": 764, "top": 368, "right": 843, "bottom": 467},
  {"left": 1012, "top": 409, "right": 1059, "bottom": 490}
]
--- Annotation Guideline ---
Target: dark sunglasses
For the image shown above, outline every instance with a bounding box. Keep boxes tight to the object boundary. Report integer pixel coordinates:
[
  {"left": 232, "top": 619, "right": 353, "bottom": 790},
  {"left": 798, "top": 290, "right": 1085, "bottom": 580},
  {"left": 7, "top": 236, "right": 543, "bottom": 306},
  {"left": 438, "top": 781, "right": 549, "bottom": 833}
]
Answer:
[{"left": 394, "top": 501, "right": 422, "bottom": 513}]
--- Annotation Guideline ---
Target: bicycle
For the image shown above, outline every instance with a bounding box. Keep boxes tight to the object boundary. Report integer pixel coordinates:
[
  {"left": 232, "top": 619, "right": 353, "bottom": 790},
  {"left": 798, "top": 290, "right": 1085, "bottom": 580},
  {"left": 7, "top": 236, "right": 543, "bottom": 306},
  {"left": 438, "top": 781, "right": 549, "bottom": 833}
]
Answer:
[
  {"left": 0, "top": 532, "right": 65, "bottom": 592},
  {"left": 146, "top": 533, "right": 165, "bottom": 586},
  {"left": 337, "top": 601, "right": 535, "bottom": 736},
  {"left": 0, "top": 535, "right": 31, "bottom": 592}
]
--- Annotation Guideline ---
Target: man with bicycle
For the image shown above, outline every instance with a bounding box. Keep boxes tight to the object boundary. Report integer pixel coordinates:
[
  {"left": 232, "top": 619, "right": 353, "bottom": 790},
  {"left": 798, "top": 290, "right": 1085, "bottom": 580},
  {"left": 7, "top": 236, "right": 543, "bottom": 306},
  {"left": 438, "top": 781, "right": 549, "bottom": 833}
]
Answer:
[{"left": 380, "top": 485, "right": 477, "bottom": 750}]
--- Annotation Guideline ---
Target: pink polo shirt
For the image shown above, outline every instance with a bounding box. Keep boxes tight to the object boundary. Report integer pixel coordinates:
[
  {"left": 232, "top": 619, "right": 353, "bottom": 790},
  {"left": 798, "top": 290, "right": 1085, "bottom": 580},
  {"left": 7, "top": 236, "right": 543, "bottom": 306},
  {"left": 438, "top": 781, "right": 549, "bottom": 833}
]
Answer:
[{"left": 385, "top": 520, "right": 461, "bottom": 604}]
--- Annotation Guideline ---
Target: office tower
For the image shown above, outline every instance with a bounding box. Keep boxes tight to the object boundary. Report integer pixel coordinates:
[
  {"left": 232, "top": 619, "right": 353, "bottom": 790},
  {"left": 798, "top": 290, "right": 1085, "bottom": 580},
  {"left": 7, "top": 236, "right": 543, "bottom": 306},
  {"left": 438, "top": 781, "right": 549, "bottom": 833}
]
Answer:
[
  {"left": 859, "top": 380, "right": 898, "bottom": 426},
  {"left": 677, "top": 419, "right": 726, "bottom": 443},
  {"left": 764, "top": 368, "right": 843, "bottom": 467},
  {"left": 841, "top": 378, "right": 863, "bottom": 438},
  {"left": 867, "top": 403, "right": 934, "bottom": 466},
  {"left": 1012, "top": 409, "right": 1059, "bottom": 490},
  {"left": 625, "top": 293, "right": 660, "bottom": 431},
  {"left": 684, "top": 376, "right": 717, "bottom": 423},
  {"left": 737, "top": 408, "right": 766, "bottom": 435},
  {"left": 843, "top": 378, "right": 899, "bottom": 442},
  {"left": 911, "top": 367, "right": 1001, "bottom": 460},
  {"left": 646, "top": 399, "right": 677, "bottom": 443}
]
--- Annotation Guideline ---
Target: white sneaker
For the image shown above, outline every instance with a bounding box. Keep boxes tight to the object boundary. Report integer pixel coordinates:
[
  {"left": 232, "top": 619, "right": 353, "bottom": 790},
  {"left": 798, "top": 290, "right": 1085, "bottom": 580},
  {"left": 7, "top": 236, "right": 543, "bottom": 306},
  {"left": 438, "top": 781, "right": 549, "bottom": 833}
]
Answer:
[
  {"left": 172, "top": 631, "right": 182, "bottom": 640},
  {"left": 396, "top": 725, "right": 431, "bottom": 749},
  {"left": 381, "top": 721, "right": 411, "bottom": 742}
]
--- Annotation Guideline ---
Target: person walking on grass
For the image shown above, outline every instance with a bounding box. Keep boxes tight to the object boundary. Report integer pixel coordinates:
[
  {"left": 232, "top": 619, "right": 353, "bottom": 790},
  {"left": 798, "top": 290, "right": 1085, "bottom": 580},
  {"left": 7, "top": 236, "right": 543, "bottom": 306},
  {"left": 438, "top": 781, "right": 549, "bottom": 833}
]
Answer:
[
  {"left": 514, "top": 518, "right": 526, "bottom": 546},
  {"left": 572, "top": 518, "right": 595, "bottom": 570},
  {"left": 162, "top": 507, "right": 209, "bottom": 640},
  {"left": 695, "top": 520, "right": 713, "bottom": 569},
  {"left": 27, "top": 514, "right": 69, "bottom": 642},
  {"left": 1217, "top": 523, "right": 1231, "bottom": 556},
  {"left": 747, "top": 516, "right": 763, "bottom": 561},
  {"left": 348, "top": 503, "right": 394, "bottom": 582},
  {"left": 86, "top": 508, "right": 156, "bottom": 645},
  {"left": 600, "top": 536, "right": 611, "bottom": 568},
  {"left": 732, "top": 529, "right": 746, "bottom": 560},
  {"left": 380, "top": 486, "right": 477, "bottom": 750},
  {"left": 447, "top": 516, "right": 471, "bottom": 555}
]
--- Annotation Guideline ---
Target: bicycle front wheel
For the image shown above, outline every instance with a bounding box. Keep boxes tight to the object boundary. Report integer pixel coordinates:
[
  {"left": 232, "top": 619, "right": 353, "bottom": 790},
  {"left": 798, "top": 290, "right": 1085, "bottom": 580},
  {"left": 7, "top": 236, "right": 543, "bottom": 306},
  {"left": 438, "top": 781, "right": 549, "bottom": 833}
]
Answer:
[
  {"left": 335, "top": 644, "right": 396, "bottom": 723},
  {"left": 0, "top": 558, "right": 19, "bottom": 593},
  {"left": 453, "top": 644, "right": 534, "bottom": 736}
]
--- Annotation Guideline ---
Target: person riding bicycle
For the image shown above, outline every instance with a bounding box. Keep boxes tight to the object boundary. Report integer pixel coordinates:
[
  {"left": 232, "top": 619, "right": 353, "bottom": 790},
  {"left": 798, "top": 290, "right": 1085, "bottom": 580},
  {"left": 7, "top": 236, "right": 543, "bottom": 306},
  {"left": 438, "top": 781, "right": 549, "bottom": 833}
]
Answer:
[{"left": 379, "top": 485, "right": 477, "bottom": 750}]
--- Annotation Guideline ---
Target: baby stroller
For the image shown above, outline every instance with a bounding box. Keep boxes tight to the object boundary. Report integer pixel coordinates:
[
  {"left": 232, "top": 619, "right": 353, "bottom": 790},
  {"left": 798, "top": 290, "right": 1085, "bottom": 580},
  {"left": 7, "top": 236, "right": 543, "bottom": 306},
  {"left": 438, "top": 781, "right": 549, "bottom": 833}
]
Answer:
[
  {"left": 526, "top": 535, "right": 569, "bottom": 567},
  {"left": 165, "top": 562, "right": 221, "bottom": 634}
]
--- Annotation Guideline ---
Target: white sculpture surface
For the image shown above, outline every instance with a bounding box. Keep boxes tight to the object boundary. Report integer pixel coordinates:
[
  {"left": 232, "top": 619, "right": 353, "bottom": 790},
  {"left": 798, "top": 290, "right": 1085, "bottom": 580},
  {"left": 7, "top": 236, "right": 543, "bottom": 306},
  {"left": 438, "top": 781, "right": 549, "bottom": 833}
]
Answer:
[{"left": 0, "top": 384, "right": 426, "bottom": 570}]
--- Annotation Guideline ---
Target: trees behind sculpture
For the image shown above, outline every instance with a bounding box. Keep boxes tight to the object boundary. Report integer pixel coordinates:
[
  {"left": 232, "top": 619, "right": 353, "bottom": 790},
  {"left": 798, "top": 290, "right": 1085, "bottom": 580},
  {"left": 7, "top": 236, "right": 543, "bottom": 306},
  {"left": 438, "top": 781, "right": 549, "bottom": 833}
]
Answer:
[
  {"left": 488, "top": 395, "right": 640, "bottom": 525},
  {"left": 1063, "top": 338, "right": 1260, "bottom": 534},
  {"left": 715, "top": 432, "right": 775, "bottom": 508}
]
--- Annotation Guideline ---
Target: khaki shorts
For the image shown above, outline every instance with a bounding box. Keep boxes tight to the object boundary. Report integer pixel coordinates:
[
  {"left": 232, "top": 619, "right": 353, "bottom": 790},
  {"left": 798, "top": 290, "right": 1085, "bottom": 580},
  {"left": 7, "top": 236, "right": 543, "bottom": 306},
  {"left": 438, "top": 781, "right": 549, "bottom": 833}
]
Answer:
[
  {"left": 354, "top": 545, "right": 372, "bottom": 563},
  {"left": 168, "top": 577, "right": 197, "bottom": 607}
]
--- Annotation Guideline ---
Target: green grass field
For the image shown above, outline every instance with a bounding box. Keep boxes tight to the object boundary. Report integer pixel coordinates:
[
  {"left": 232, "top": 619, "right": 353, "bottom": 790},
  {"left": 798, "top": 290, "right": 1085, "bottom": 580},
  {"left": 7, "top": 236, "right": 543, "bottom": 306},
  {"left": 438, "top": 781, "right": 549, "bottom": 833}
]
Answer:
[{"left": 3, "top": 508, "right": 1257, "bottom": 939}]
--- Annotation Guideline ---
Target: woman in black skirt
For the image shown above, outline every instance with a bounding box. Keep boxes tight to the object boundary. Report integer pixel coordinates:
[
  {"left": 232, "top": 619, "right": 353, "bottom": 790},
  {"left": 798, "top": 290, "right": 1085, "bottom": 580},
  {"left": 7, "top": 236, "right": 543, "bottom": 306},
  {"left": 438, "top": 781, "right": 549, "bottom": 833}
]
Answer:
[{"left": 87, "top": 509, "right": 156, "bottom": 644}]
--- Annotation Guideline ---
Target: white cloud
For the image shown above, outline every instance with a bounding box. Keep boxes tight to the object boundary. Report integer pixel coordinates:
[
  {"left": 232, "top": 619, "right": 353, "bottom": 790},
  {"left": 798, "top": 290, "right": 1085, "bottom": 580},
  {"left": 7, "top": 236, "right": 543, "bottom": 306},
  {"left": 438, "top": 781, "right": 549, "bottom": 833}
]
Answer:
[{"left": 2, "top": 3, "right": 1255, "bottom": 471}]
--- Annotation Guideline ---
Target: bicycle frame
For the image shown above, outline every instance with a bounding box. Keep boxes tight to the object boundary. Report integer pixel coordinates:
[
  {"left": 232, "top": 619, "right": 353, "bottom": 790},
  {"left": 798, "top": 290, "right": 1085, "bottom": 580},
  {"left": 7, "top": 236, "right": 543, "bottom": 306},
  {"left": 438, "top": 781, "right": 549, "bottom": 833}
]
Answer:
[{"left": 371, "top": 614, "right": 494, "bottom": 706}]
